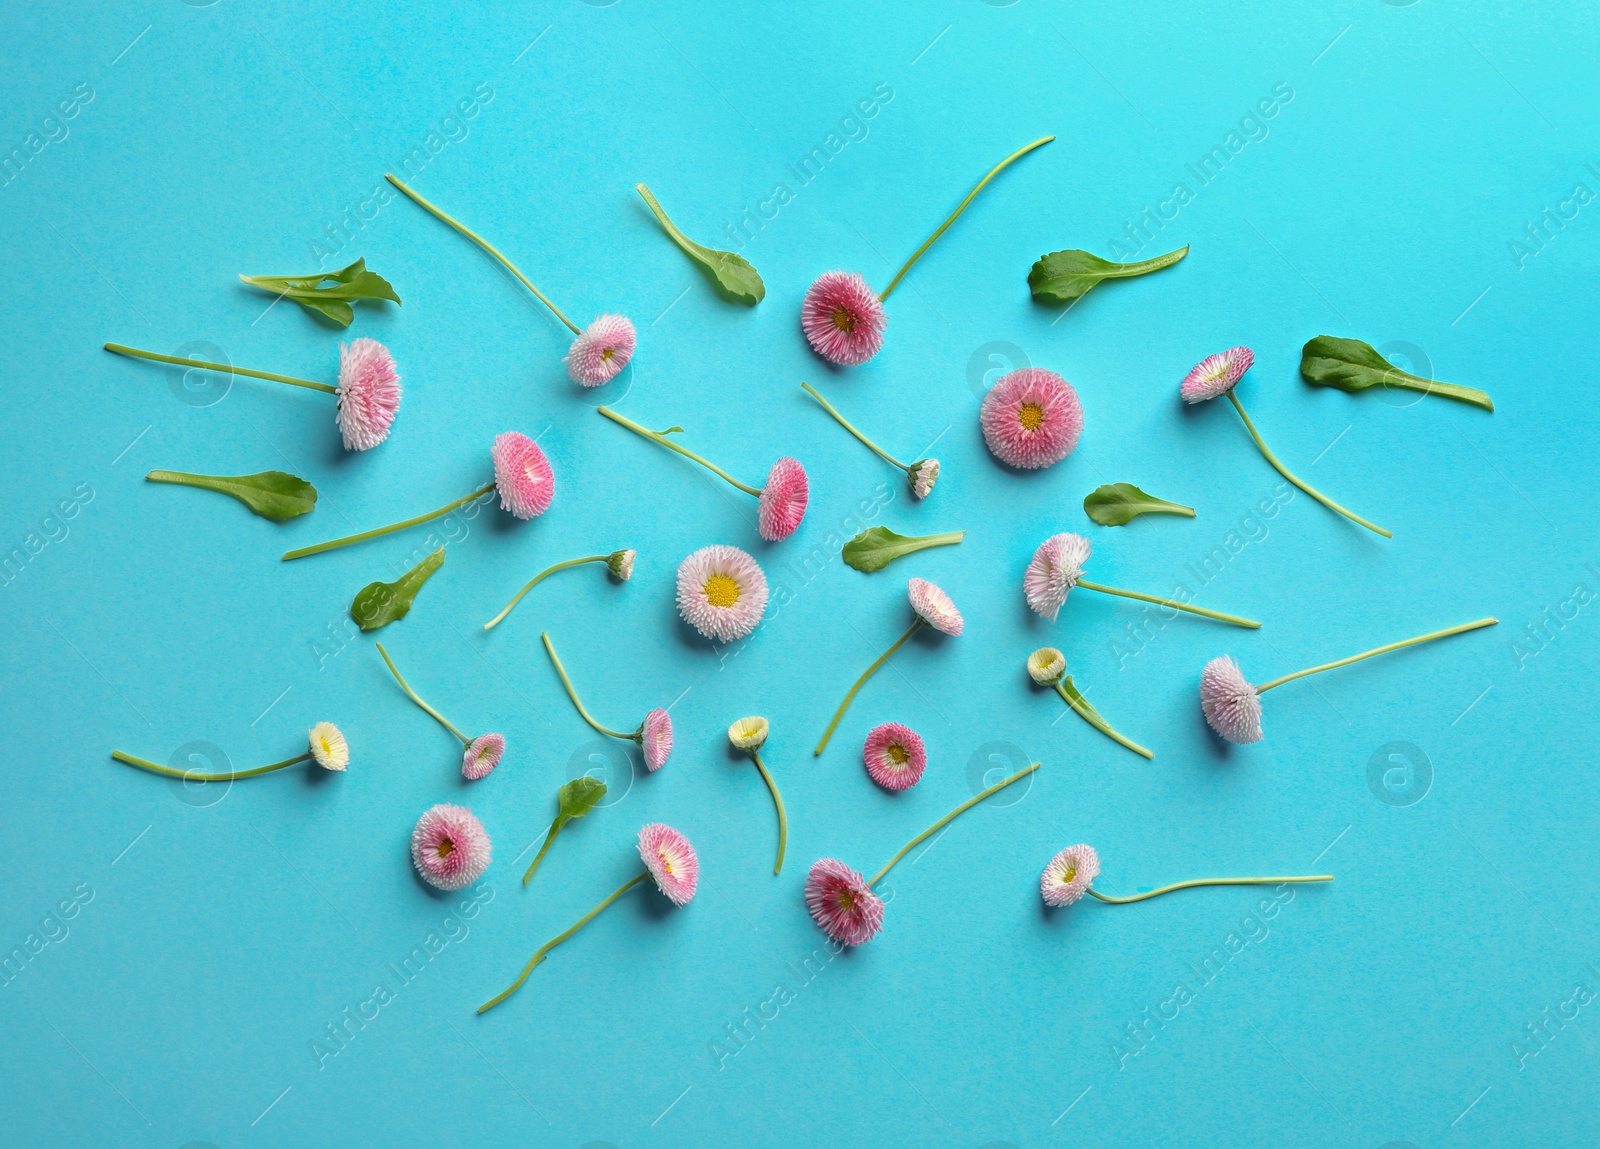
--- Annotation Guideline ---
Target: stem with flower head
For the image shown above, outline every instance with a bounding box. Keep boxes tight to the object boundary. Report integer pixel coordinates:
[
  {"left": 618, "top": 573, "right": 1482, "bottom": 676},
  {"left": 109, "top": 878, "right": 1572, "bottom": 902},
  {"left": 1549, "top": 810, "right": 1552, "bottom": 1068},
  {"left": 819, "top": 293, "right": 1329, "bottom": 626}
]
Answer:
[
  {"left": 484, "top": 555, "right": 610, "bottom": 630},
  {"left": 376, "top": 643, "right": 469, "bottom": 745},
  {"left": 282, "top": 481, "right": 496, "bottom": 561},
  {"left": 541, "top": 631, "right": 637, "bottom": 742},
  {"left": 595, "top": 407, "right": 762, "bottom": 496},
  {"left": 1255, "top": 617, "right": 1497, "bottom": 693},
  {"left": 1074, "top": 579, "right": 1260, "bottom": 628},
  {"left": 1089, "top": 874, "right": 1332, "bottom": 904},
  {"left": 813, "top": 618, "right": 924, "bottom": 755},
  {"left": 750, "top": 750, "right": 787, "bottom": 875},
  {"left": 800, "top": 382, "right": 915, "bottom": 475},
  {"left": 868, "top": 762, "right": 1039, "bottom": 887},
  {"left": 111, "top": 750, "right": 312, "bottom": 781},
  {"left": 103, "top": 344, "right": 339, "bottom": 393},
  {"left": 1052, "top": 679, "right": 1153, "bottom": 760}
]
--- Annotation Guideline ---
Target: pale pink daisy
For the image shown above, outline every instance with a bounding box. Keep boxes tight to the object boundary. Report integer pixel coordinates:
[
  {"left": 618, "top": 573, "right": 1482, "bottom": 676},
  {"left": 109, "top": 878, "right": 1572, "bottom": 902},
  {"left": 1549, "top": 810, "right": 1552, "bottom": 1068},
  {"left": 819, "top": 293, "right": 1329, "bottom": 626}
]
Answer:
[
  {"left": 757, "top": 457, "right": 810, "bottom": 541},
  {"left": 1181, "top": 346, "right": 1254, "bottom": 404},
  {"left": 411, "top": 804, "right": 492, "bottom": 890},
  {"left": 1041, "top": 843, "right": 1100, "bottom": 906},
  {"left": 335, "top": 338, "right": 402, "bottom": 451},
  {"left": 805, "top": 857, "right": 885, "bottom": 946},
  {"left": 862, "top": 722, "right": 927, "bottom": 791},
  {"left": 801, "top": 271, "right": 886, "bottom": 365},
  {"left": 491, "top": 431, "right": 555, "bottom": 519},
  {"left": 908, "top": 577, "right": 963, "bottom": 636},
  {"left": 638, "top": 823, "right": 699, "bottom": 906},
  {"left": 909, "top": 458, "right": 940, "bottom": 499},
  {"left": 462, "top": 733, "right": 505, "bottom": 780},
  {"left": 1024, "top": 533, "right": 1092, "bottom": 622},
  {"left": 640, "top": 708, "right": 673, "bottom": 771},
  {"left": 980, "top": 368, "right": 1083, "bottom": 469},
  {"left": 1200, "top": 655, "right": 1263, "bottom": 744},
  {"left": 565, "top": 313, "right": 636, "bottom": 386},
  {"left": 676, "top": 545, "right": 769, "bottom": 642}
]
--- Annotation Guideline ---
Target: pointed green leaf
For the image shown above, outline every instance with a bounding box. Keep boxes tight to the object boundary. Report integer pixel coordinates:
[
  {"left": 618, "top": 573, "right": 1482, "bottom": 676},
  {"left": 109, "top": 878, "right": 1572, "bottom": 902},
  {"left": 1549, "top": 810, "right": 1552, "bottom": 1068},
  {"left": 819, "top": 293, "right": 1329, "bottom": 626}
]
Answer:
[
  {"left": 239, "top": 257, "right": 401, "bottom": 327},
  {"left": 555, "top": 776, "right": 607, "bottom": 826},
  {"left": 1083, "top": 483, "right": 1196, "bottom": 527},
  {"left": 351, "top": 547, "right": 444, "bottom": 631},
  {"left": 841, "top": 527, "right": 965, "bottom": 573},
  {"left": 145, "top": 470, "right": 317, "bottom": 522},
  {"left": 1028, "top": 245, "right": 1188, "bottom": 304},
  {"left": 636, "top": 183, "right": 764, "bottom": 304},
  {"left": 1300, "top": 336, "right": 1494, "bottom": 411}
]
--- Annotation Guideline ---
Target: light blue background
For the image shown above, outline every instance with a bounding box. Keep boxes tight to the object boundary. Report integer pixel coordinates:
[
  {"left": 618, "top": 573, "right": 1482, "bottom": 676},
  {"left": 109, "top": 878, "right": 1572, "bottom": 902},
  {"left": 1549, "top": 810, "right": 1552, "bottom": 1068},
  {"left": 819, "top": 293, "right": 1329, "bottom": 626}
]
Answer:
[{"left": 3, "top": 2, "right": 1596, "bottom": 1146}]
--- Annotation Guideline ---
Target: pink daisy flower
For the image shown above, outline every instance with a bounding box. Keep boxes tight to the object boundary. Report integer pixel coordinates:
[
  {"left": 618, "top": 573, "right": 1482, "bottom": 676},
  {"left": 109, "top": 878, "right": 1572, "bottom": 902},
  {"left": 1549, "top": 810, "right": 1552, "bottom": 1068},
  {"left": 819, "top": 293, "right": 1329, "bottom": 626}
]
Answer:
[
  {"left": 1200, "top": 655, "right": 1264, "bottom": 744},
  {"left": 462, "top": 733, "right": 505, "bottom": 780},
  {"left": 491, "top": 431, "right": 555, "bottom": 520},
  {"left": 335, "top": 338, "right": 402, "bottom": 451},
  {"left": 1181, "top": 346, "right": 1254, "bottom": 404},
  {"left": 1024, "top": 533, "right": 1092, "bottom": 622},
  {"left": 566, "top": 313, "right": 636, "bottom": 387},
  {"left": 411, "top": 804, "right": 492, "bottom": 891},
  {"left": 862, "top": 722, "right": 927, "bottom": 791},
  {"left": 980, "top": 368, "right": 1083, "bottom": 470},
  {"left": 801, "top": 271, "right": 886, "bottom": 366},
  {"left": 1041, "top": 843, "right": 1100, "bottom": 907},
  {"left": 676, "top": 545, "right": 769, "bottom": 642},
  {"left": 908, "top": 577, "right": 963, "bottom": 636},
  {"left": 757, "top": 457, "right": 810, "bottom": 541},
  {"left": 641, "top": 708, "right": 673, "bottom": 771},
  {"left": 638, "top": 823, "right": 699, "bottom": 906},
  {"left": 805, "top": 857, "right": 885, "bottom": 946}
]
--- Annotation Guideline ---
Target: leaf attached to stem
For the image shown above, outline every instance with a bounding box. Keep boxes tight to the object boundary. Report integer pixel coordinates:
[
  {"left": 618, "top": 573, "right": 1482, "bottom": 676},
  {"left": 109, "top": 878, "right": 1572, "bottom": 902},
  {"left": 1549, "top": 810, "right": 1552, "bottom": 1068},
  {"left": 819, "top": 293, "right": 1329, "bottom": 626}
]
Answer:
[
  {"left": 239, "top": 258, "right": 401, "bottom": 327},
  {"left": 841, "top": 527, "right": 965, "bottom": 573},
  {"left": 1083, "top": 483, "right": 1196, "bottom": 526},
  {"left": 1028, "top": 245, "right": 1188, "bottom": 305},
  {"left": 351, "top": 547, "right": 444, "bottom": 631},
  {"left": 145, "top": 470, "right": 317, "bottom": 521},
  {"left": 1299, "top": 336, "right": 1493, "bottom": 411},
  {"left": 636, "top": 184, "right": 764, "bottom": 304}
]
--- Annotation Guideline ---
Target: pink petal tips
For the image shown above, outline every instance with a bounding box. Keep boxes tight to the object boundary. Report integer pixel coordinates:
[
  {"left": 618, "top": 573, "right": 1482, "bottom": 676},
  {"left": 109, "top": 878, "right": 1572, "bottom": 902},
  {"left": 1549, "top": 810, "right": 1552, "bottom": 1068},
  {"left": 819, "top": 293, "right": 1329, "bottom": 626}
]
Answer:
[
  {"left": 1200, "top": 655, "right": 1264, "bottom": 744},
  {"left": 980, "top": 368, "right": 1083, "bottom": 470},
  {"left": 862, "top": 722, "right": 927, "bottom": 791},
  {"left": 909, "top": 458, "right": 940, "bottom": 499},
  {"left": 411, "top": 804, "right": 492, "bottom": 890},
  {"left": 565, "top": 313, "right": 636, "bottom": 387},
  {"left": 491, "top": 431, "right": 555, "bottom": 519},
  {"left": 676, "top": 545, "right": 769, "bottom": 642},
  {"left": 638, "top": 823, "right": 699, "bottom": 905},
  {"left": 1181, "top": 346, "right": 1254, "bottom": 404},
  {"left": 1024, "top": 533, "right": 1092, "bottom": 622},
  {"left": 805, "top": 857, "right": 884, "bottom": 946},
  {"left": 335, "top": 337, "right": 402, "bottom": 451},
  {"left": 1041, "top": 843, "right": 1100, "bottom": 907},
  {"left": 462, "top": 733, "right": 505, "bottom": 780},
  {"left": 801, "top": 271, "right": 886, "bottom": 366},
  {"left": 908, "top": 577, "right": 963, "bottom": 636},
  {"left": 757, "top": 457, "right": 810, "bottom": 541},
  {"left": 641, "top": 708, "right": 673, "bottom": 771}
]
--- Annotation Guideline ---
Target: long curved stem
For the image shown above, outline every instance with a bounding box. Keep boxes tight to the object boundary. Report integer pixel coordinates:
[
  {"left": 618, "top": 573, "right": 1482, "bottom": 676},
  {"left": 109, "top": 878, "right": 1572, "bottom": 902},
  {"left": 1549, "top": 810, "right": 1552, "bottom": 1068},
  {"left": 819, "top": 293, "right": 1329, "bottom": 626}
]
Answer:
[
  {"left": 1076, "top": 579, "right": 1260, "bottom": 629},
  {"left": 869, "top": 762, "right": 1039, "bottom": 887},
  {"left": 376, "top": 643, "right": 469, "bottom": 744},
  {"left": 523, "top": 816, "right": 564, "bottom": 886},
  {"left": 103, "top": 344, "right": 337, "bottom": 393},
  {"left": 751, "top": 750, "right": 787, "bottom": 875},
  {"left": 1089, "top": 874, "right": 1333, "bottom": 904},
  {"left": 813, "top": 618, "right": 923, "bottom": 755},
  {"left": 800, "top": 382, "right": 909, "bottom": 472},
  {"left": 111, "top": 750, "right": 312, "bottom": 781},
  {"left": 1054, "top": 679, "right": 1153, "bottom": 760},
  {"left": 386, "top": 174, "right": 580, "bottom": 334},
  {"left": 878, "top": 136, "right": 1054, "bottom": 302},
  {"left": 478, "top": 871, "right": 648, "bottom": 1012},
  {"left": 1257, "top": 617, "right": 1497, "bottom": 693},
  {"left": 282, "top": 481, "right": 495, "bottom": 561},
  {"left": 484, "top": 556, "right": 608, "bottom": 630},
  {"left": 1228, "top": 392, "right": 1391, "bottom": 538},
  {"left": 541, "top": 631, "right": 634, "bottom": 740},
  {"left": 596, "top": 407, "right": 761, "bottom": 496}
]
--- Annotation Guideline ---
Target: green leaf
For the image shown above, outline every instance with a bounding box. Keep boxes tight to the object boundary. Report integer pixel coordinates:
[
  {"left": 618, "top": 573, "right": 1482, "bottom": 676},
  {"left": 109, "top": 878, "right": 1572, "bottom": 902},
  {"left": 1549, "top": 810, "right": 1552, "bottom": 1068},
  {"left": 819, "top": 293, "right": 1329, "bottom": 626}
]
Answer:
[
  {"left": 145, "top": 470, "right": 317, "bottom": 521},
  {"left": 555, "top": 776, "right": 607, "bottom": 827},
  {"left": 636, "top": 184, "right": 764, "bottom": 304},
  {"left": 1028, "top": 245, "right": 1188, "bottom": 304},
  {"left": 1300, "top": 336, "right": 1494, "bottom": 412},
  {"left": 1083, "top": 483, "right": 1196, "bottom": 526},
  {"left": 841, "top": 527, "right": 965, "bottom": 573},
  {"left": 351, "top": 547, "right": 444, "bottom": 631},
  {"left": 239, "top": 258, "right": 401, "bottom": 328}
]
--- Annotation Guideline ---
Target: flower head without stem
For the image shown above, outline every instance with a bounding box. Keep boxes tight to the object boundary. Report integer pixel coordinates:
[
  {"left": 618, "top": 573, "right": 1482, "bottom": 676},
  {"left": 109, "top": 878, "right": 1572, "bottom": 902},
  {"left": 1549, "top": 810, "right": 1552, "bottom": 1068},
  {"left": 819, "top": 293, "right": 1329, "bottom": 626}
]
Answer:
[
  {"left": 980, "top": 368, "right": 1083, "bottom": 470},
  {"left": 1028, "top": 647, "right": 1066, "bottom": 685},
  {"left": 757, "top": 457, "right": 810, "bottom": 541},
  {"left": 462, "top": 733, "right": 505, "bottom": 780},
  {"left": 308, "top": 722, "right": 349, "bottom": 771},
  {"left": 1040, "top": 843, "right": 1100, "bottom": 907},
  {"left": 1024, "top": 532, "right": 1092, "bottom": 622},
  {"left": 862, "top": 722, "right": 927, "bottom": 791},
  {"left": 335, "top": 338, "right": 402, "bottom": 451},
  {"left": 640, "top": 708, "right": 673, "bottom": 771},
  {"left": 1181, "top": 346, "right": 1254, "bottom": 404},
  {"left": 411, "top": 804, "right": 492, "bottom": 890},
  {"left": 908, "top": 458, "right": 940, "bottom": 499},
  {"left": 491, "top": 431, "right": 555, "bottom": 519},
  {"left": 728, "top": 716, "right": 769, "bottom": 752},
  {"left": 565, "top": 314, "right": 636, "bottom": 387},
  {"left": 908, "top": 577, "right": 963, "bottom": 636},
  {"left": 607, "top": 549, "right": 636, "bottom": 580},
  {"left": 805, "top": 857, "right": 885, "bottom": 946},
  {"left": 676, "top": 545, "right": 769, "bottom": 642},
  {"left": 801, "top": 271, "right": 886, "bottom": 366},
  {"left": 638, "top": 823, "right": 699, "bottom": 906},
  {"left": 1200, "top": 655, "right": 1264, "bottom": 743}
]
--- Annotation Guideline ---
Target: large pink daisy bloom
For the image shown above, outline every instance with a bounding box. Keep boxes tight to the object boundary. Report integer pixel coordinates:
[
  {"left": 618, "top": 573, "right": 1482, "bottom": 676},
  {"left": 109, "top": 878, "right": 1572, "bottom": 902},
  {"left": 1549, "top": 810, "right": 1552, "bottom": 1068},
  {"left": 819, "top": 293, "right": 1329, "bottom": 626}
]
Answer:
[
  {"left": 638, "top": 823, "right": 699, "bottom": 905},
  {"left": 908, "top": 577, "right": 963, "bottom": 636},
  {"left": 411, "top": 804, "right": 492, "bottom": 890},
  {"left": 805, "top": 857, "right": 885, "bottom": 946},
  {"left": 801, "top": 271, "right": 886, "bottom": 366},
  {"left": 676, "top": 545, "right": 768, "bottom": 642},
  {"left": 640, "top": 708, "right": 673, "bottom": 772},
  {"left": 1024, "top": 533, "right": 1092, "bottom": 622},
  {"left": 980, "top": 368, "right": 1083, "bottom": 469},
  {"left": 491, "top": 431, "right": 555, "bottom": 519},
  {"left": 1200, "top": 655, "right": 1264, "bottom": 743},
  {"left": 862, "top": 722, "right": 927, "bottom": 791},
  {"left": 462, "top": 733, "right": 505, "bottom": 781},
  {"left": 565, "top": 314, "right": 636, "bottom": 387},
  {"left": 757, "top": 457, "right": 809, "bottom": 541},
  {"left": 335, "top": 337, "right": 401, "bottom": 451},
  {"left": 1181, "top": 346, "right": 1254, "bottom": 404},
  {"left": 1040, "top": 843, "right": 1100, "bottom": 907}
]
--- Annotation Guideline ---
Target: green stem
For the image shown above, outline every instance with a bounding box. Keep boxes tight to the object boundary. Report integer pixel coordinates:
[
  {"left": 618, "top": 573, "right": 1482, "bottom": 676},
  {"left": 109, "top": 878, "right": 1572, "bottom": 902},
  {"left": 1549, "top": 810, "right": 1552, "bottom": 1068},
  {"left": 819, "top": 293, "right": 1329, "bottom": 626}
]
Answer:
[
  {"left": 478, "top": 870, "right": 648, "bottom": 1012},
  {"left": 877, "top": 136, "right": 1054, "bottom": 302},
  {"left": 522, "top": 817, "right": 564, "bottom": 886},
  {"left": 813, "top": 618, "right": 924, "bottom": 755},
  {"left": 1256, "top": 617, "right": 1497, "bottom": 693},
  {"left": 1075, "top": 579, "right": 1260, "bottom": 629},
  {"left": 484, "top": 555, "right": 608, "bottom": 630},
  {"left": 541, "top": 631, "right": 634, "bottom": 740},
  {"left": 751, "top": 750, "right": 787, "bottom": 875},
  {"left": 869, "top": 762, "right": 1039, "bottom": 887},
  {"left": 1228, "top": 392, "right": 1391, "bottom": 538},
  {"left": 111, "top": 749, "right": 312, "bottom": 781},
  {"left": 800, "top": 382, "right": 909, "bottom": 472},
  {"left": 1089, "top": 874, "right": 1332, "bottom": 904},
  {"left": 596, "top": 406, "right": 761, "bottom": 496},
  {"left": 282, "top": 481, "right": 495, "bottom": 561},
  {"left": 376, "top": 643, "right": 469, "bottom": 744},
  {"left": 635, "top": 184, "right": 697, "bottom": 257},
  {"left": 385, "top": 174, "right": 581, "bottom": 335},
  {"left": 103, "top": 344, "right": 337, "bottom": 394},
  {"left": 1054, "top": 678, "right": 1153, "bottom": 760}
]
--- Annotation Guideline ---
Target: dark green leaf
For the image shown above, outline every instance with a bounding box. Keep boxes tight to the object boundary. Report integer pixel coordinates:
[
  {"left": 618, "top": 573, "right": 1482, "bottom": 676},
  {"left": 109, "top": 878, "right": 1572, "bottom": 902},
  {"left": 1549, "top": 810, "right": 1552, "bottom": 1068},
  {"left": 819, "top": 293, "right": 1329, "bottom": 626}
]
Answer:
[
  {"left": 636, "top": 184, "right": 764, "bottom": 304},
  {"left": 841, "top": 527, "right": 965, "bottom": 573},
  {"left": 1083, "top": 483, "right": 1195, "bottom": 526},
  {"left": 1028, "top": 245, "right": 1188, "bottom": 304},
  {"left": 145, "top": 470, "right": 316, "bottom": 522},
  {"left": 555, "top": 776, "right": 607, "bottom": 827},
  {"left": 351, "top": 547, "right": 444, "bottom": 631},
  {"left": 239, "top": 258, "right": 401, "bottom": 328},
  {"left": 1300, "top": 336, "right": 1494, "bottom": 411}
]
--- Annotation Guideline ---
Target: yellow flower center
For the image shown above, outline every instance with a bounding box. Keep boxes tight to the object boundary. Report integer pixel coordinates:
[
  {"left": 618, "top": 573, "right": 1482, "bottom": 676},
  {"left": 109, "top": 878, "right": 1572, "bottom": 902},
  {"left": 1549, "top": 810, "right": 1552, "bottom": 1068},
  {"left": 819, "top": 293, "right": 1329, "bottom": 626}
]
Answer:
[
  {"left": 704, "top": 573, "right": 740, "bottom": 608},
  {"left": 887, "top": 742, "right": 909, "bottom": 765},
  {"left": 437, "top": 837, "right": 455, "bottom": 859},
  {"left": 838, "top": 890, "right": 856, "bottom": 911},
  {"left": 319, "top": 736, "right": 332, "bottom": 755},
  {"left": 1018, "top": 402, "right": 1045, "bottom": 432},
  {"left": 1061, "top": 865, "right": 1076, "bottom": 883},
  {"left": 601, "top": 347, "right": 614, "bottom": 361},
  {"left": 831, "top": 307, "right": 856, "bottom": 333}
]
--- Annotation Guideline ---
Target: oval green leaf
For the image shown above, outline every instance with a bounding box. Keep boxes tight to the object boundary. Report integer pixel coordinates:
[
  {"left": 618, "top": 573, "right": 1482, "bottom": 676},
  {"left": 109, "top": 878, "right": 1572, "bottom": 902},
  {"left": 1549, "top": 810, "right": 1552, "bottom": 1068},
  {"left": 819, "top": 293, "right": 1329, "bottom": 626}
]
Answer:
[
  {"left": 145, "top": 469, "right": 317, "bottom": 522},
  {"left": 1300, "top": 336, "right": 1493, "bottom": 411},
  {"left": 240, "top": 257, "right": 401, "bottom": 328},
  {"left": 1083, "top": 483, "right": 1195, "bottom": 526},
  {"left": 556, "top": 776, "right": 607, "bottom": 825},
  {"left": 636, "top": 183, "right": 764, "bottom": 304},
  {"left": 1028, "top": 245, "right": 1188, "bottom": 305},
  {"left": 842, "top": 527, "right": 965, "bottom": 573},
  {"left": 351, "top": 547, "right": 444, "bottom": 631}
]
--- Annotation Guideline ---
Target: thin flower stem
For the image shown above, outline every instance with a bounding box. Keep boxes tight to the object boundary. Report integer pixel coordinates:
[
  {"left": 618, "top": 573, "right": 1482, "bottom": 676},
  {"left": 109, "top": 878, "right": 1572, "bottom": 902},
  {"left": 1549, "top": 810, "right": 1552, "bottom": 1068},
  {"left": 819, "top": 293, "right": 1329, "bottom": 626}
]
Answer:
[
  {"left": 596, "top": 406, "right": 762, "bottom": 496},
  {"left": 869, "top": 762, "right": 1039, "bottom": 887},
  {"left": 375, "top": 643, "right": 469, "bottom": 744},
  {"left": 800, "top": 382, "right": 909, "bottom": 471},
  {"left": 385, "top": 173, "right": 581, "bottom": 335},
  {"left": 813, "top": 618, "right": 924, "bottom": 755},
  {"left": 282, "top": 481, "right": 496, "bottom": 561},
  {"left": 484, "top": 555, "right": 609, "bottom": 630},
  {"left": 522, "top": 816, "right": 564, "bottom": 886},
  {"left": 1075, "top": 579, "right": 1260, "bottom": 629},
  {"left": 635, "top": 184, "right": 697, "bottom": 255},
  {"left": 877, "top": 135, "right": 1054, "bottom": 302},
  {"left": 1088, "top": 874, "right": 1333, "bottom": 904},
  {"left": 111, "top": 750, "right": 312, "bottom": 781},
  {"left": 478, "top": 870, "right": 648, "bottom": 1012},
  {"left": 103, "top": 344, "right": 337, "bottom": 393},
  {"left": 1227, "top": 392, "right": 1392, "bottom": 538},
  {"left": 541, "top": 631, "right": 634, "bottom": 740},
  {"left": 1054, "top": 680, "right": 1153, "bottom": 760},
  {"left": 1256, "top": 617, "right": 1497, "bottom": 693},
  {"left": 751, "top": 750, "right": 787, "bottom": 876}
]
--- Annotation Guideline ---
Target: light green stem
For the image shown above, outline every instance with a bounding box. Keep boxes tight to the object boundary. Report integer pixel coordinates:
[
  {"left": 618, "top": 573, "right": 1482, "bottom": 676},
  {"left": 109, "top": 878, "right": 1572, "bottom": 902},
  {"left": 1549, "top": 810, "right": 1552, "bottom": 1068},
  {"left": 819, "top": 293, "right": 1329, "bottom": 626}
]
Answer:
[
  {"left": 522, "top": 816, "right": 564, "bottom": 886},
  {"left": 376, "top": 643, "right": 468, "bottom": 744},
  {"left": 1256, "top": 617, "right": 1497, "bottom": 693},
  {"left": 1075, "top": 579, "right": 1260, "bottom": 628},
  {"left": 282, "top": 481, "right": 495, "bottom": 561},
  {"left": 813, "top": 618, "right": 923, "bottom": 755},
  {"left": 800, "top": 382, "right": 910, "bottom": 472},
  {"left": 1054, "top": 679, "right": 1153, "bottom": 760},
  {"left": 869, "top": 762, "right": 1039, "bottom": 887},
  {"left": 751, "top": 750, "right": 787, "bottom": 875},
  {"left": 484, "top": 555, "right": 608, "bottom": 630},
  {"left": 635, "top": 184, "right": 697, "bottom": 257},
  {"left": 104, "top": 344, "right": 337, "bottom": 393},
  {"left": 596, "top": 406, "right": 761, "bottom": 496},
  {"left": 111, "top": 750, "right": 312, "bottom": 781},
  {"left": 541, "top": 631, "right": 634, "bottom": 741},
  {"left": 1089, "top": 875, "right": 1332, "bottom": 904}
]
